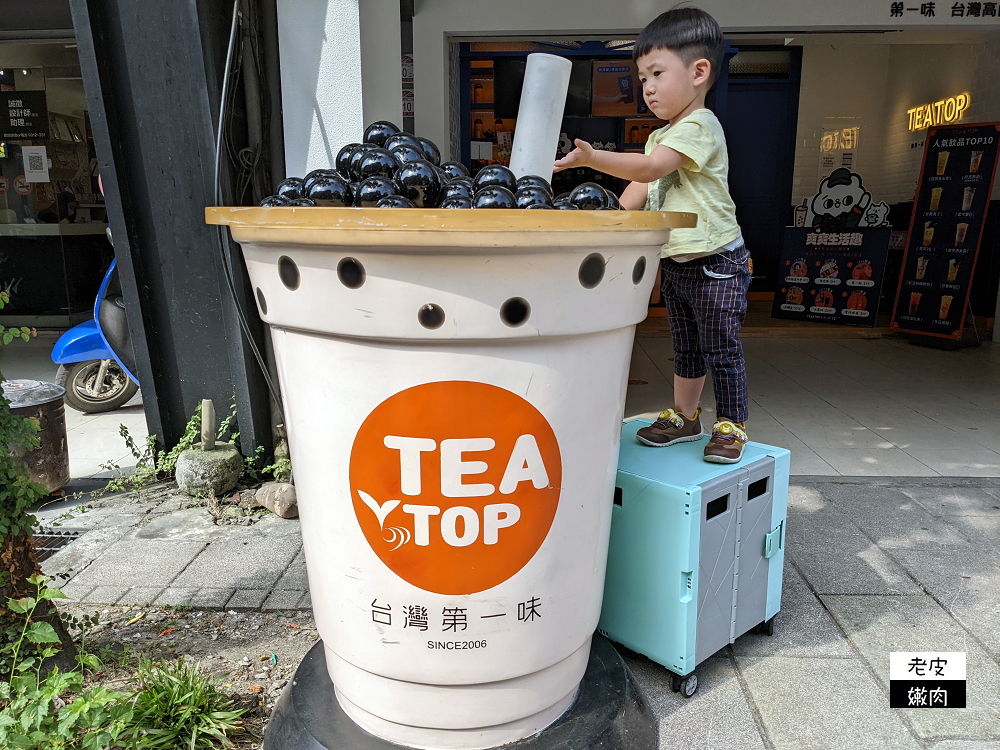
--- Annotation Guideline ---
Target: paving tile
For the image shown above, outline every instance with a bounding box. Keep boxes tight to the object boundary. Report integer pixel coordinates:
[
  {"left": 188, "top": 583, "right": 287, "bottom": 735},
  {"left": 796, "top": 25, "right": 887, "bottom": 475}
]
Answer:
[
  {"left": 40, "top": 525, "right": 133, "bottom": 582},
  {"left": 737, "top": 656, "right": 921, "bottom": 750},
  {"left": 930, "top": 743, "right": 1000, "bottom": 750},
  {"left": 891, "top": 547, "right": 1000, "bottom": 655},
  {"left": 622, "top": 652, "right": 765, "bottom": 750},
  {"left": 66, "top": 540, "right": 206, "bottom": 589},
  {"left": 822, "top": 594, "right": 1000, "bottom": 739},
  {"left": 190, "top": 588, "right": 236, "bottom": 609},
  {"left": 115, "top": 587, "right": 164, "bottom": 606},
  {"left": 58, "top": 579, "right": 95, "bottom": 602},
  {"left": 298, "top": 592, "right": 312, "bottom": 610},
  {"left": 901, "top": 486, "right": 1000, "bottom": 516},
  {"left": 808, "top": 445, "right": 939, "bottom": 477},
  {"left": 170, "top": 536, "right": 301, "bottom": 589},
  {"left": 133, "top": 508, "right": 235, "bottom": 541},
  {"left": 903, "top": 448, "right": 1000, "bottom": 478},
  {"left": 786, "top": 510, "right": 923, "bottom": 596},
  {"left": 263, "top": 589, "right": 307, "bottom": 611},
  {"left": 228, "top": 589, "right": 269, "bottom": 610},
  {"left": 822, "top": 485, "right": 975, "bottom": 550},
  {"left": 153, "top": 587, "right": 198, "bottom": 607},
  {"left": 274, "top": 551, "right": 310, "bottom": 590},
  {"left": 734, "top": 564, "right": 851, "bottom": 658}
]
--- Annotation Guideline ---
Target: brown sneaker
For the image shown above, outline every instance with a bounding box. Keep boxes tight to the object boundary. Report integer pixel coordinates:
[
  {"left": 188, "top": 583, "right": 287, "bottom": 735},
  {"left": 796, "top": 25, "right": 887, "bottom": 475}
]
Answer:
[
  {"left": 636, "top": 408, "right": 703, "bottom": 447},
  {"left": 704, "top": 420, "right": 747, "bottom": 464}
]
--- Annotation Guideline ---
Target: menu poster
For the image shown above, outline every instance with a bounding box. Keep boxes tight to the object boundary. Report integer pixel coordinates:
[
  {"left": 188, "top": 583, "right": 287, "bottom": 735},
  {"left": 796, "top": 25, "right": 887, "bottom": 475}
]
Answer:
[
  {"left": 591, "top": 61, "right": 649, "bottom": 117},
  {"left": 891, "top": 122, "right": 1000, "bottom": 339},
  {"left": 771, "top": 227, "right": 892, "bottom": 328}
]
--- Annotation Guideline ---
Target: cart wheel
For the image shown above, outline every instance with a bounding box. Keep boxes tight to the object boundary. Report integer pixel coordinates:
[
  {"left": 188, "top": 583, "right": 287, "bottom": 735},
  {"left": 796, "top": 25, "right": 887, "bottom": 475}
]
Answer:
[
  {"left": 680, "top": 674, "right": 698, "bottom": 698},
  {"left": 669, "top": 673, "right": 682, "bottom": 692}
]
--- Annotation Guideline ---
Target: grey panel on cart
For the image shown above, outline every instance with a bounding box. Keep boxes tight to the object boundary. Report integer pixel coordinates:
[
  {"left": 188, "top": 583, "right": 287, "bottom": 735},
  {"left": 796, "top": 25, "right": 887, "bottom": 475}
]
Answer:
[
  {"left": 695, "top": 471, "right": 743, "bottom": 665},
  {"left": 734, "top": 458, "right": 774, "bottom": 637}
]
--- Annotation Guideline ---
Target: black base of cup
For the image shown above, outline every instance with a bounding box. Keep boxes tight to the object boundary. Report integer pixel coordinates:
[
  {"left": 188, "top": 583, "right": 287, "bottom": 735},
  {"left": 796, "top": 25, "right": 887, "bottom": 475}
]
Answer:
[{"left": 263, "top": 633, "right": 656, "bottom": 750}]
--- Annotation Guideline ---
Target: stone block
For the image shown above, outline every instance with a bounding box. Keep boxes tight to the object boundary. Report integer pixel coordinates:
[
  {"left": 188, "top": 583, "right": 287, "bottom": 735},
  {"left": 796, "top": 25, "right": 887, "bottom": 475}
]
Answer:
[
  {"left": 228, "top": 589, "right": 269, "bottom": 610},
  {"left": 822, "top": 594, "right": 1000, "bottom": 739},
  {"left": 175, "top": 443, "right": 242, "bottom": 498},
  {"left": 263, "top": 589, "right": 307, "bottom": 611},
  {"left": 738, "top": 656, "right": 921, "bottom": 750},
  {"left": 256, "top": 482, "right": 298, "bottom": 519},
  {"left": 623, "top": 652, "right": 766, "bottom": 750}
]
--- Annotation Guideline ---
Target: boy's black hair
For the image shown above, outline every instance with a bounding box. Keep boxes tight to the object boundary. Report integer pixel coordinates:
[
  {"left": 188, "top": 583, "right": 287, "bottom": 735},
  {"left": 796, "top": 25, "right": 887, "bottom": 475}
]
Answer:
[{"left": 632, "top": 7, "right": 726, "bottom": 87}]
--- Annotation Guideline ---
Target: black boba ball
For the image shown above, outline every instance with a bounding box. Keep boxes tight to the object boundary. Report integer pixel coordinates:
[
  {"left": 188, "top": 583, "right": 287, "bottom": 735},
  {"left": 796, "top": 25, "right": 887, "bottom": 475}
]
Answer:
[
  {"left": 605, "top": 189, "right": 623, "bottom": 209},
  {"left": 442, "top": 181, "right": 474, "bottom": 201},
  {"left": 473, "top": 165, "right": 517, "bottom": 194},
  {"left": 569, "top": 182, "right": 609, "bottom": 210},
  {"left": 384, "top": 133, "right": 424, "bottom": 154},
  {"left": 336, "top": 143, "right": 360, "bottom": 176},
  {"left": 440, "top": 161, "right": 471, "bottom": 181},
  {"left": 348, "top": 144, "right": 378, "bottom": 181},
  {"left": 276, "top": 177, "right": 304, "bottom": 201},
  {"left": 553, "top": 198, "right": 580, "bottom": 210},
  {"left": 515, "top": 186, "right": 553, "bottom": 209},
  {"left": 308, "top": 173, "right": 353, "bottom": 207},
  {"left": 389, "top": 144, "right": 425, "bottom": 168},
  {"left": 358, "top": 148, "right": 399, "bottom": 180},
  {"left": 259, "top": 195, "right": 290, "bottom": 207},
  {"left": 375, "top": 195, "right": 416, "bottom": 208},
  {"left": 364, "top": 121, "right": 401, "bottom": 147},
  {"left": 303, "top": 169, "right": 339, "bottom": 196},
  {"left": 288, "top": 197, "right": 317, "bottom": 206},
  {"left": 416, "top": 137, "right": 441, "bottom": 166},
  {"left": 554, "top": 191, "right": 571, "bottom": 202},
  {"left": 439, "top": 196, "right": 473, "bottom": 209},
  {"left": 516, "top": 175, "right": 554, "bottom": 197},
  {"left": 394, "top": 159, "right": 443, "bottom": 207},
  {"left": 474, "top": 186, "right": 516, "bottom": 209},
  {"left": 354, "top": 176, "right": 397, "bottom": 207}
]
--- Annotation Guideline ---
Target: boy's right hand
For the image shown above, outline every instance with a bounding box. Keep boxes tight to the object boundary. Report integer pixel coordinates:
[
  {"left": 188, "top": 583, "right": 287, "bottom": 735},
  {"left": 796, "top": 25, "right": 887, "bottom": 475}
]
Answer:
[{"left": 554, "top": 139, "right": 593, "bottom": 173}]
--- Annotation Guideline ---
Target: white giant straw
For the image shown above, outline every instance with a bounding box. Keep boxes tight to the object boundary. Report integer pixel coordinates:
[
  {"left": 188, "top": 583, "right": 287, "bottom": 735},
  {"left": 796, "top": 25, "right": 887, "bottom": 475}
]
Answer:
[{"left": 508, "top": 53, "right": 572, "bottom": 183}]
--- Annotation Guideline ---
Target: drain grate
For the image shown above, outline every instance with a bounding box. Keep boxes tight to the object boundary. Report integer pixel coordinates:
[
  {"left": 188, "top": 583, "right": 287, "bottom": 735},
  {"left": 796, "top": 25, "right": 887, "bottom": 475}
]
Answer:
[{"left": 34, "top": 529, "right": 82, "bottom": 562}]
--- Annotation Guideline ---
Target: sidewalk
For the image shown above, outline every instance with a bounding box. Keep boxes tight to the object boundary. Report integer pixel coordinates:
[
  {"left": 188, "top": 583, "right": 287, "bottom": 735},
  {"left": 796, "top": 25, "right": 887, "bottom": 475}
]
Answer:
[{"left": 37, "top": 476, "right": 1000, "bottom": 750}]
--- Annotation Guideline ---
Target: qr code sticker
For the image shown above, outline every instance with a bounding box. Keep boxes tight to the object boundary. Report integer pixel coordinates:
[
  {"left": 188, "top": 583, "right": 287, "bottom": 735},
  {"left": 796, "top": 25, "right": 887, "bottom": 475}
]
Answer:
[{"left": 27, "top": 153, "right": 43, "bottom": 172}]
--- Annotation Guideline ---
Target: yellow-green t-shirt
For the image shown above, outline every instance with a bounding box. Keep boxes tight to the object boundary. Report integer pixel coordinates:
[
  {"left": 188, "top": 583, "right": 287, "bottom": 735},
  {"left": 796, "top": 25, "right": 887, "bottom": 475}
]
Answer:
[{"left": 644, "top": 109, "right": 742, "bottom": 260}]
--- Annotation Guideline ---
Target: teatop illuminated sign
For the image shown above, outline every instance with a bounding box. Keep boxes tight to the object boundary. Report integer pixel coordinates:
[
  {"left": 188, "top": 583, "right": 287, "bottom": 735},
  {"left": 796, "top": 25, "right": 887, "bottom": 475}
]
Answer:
[{"left": 908, "top": 94, "right": 971, "bottom": 131}]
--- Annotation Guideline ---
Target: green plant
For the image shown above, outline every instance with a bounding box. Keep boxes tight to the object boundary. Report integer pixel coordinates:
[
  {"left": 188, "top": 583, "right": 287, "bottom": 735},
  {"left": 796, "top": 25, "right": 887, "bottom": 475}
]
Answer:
[
  {"left": 121, "top": 657, "right": 248, "bottom": 749},
  {"left": 263, "top": 456, "right": 292, "bottom": 483},
  {"left": 97, "top": 406, "right": 204, "bottom": 496},
  {"left": 0, "top": 290, "right": 49, "bottom": 606},
  {"left": 0, "top": 576, "right": 133, "bottom": 749}
]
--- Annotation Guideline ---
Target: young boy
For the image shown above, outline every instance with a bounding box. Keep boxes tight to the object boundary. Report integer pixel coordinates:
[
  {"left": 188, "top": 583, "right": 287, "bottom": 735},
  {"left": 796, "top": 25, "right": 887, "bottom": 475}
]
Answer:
[{"left": 555, "top": 7, "right": 750, "bottom": 463}]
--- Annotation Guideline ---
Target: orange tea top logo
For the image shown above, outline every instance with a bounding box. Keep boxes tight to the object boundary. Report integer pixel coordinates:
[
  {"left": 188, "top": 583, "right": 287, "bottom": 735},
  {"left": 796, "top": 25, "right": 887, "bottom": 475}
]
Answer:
[{"left": 349, "top": 381, "right": 562, "bottom": 595}]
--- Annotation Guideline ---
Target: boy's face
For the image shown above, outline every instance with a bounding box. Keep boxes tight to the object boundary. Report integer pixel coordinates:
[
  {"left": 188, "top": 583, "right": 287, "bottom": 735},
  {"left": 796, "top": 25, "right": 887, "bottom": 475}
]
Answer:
[{"left": 636, "top": 48, "right": 712, "bottom": 122}]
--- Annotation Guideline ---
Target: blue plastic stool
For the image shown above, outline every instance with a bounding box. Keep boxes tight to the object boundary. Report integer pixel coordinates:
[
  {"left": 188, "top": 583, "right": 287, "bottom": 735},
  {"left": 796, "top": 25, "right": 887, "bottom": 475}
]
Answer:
[{"left": 598, "top": 419, "right": 790, "bottom": 697}]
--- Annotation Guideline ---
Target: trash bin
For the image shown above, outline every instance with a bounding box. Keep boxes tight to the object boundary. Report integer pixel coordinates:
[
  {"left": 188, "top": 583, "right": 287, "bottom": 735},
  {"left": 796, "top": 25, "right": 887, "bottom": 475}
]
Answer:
[
  {"left": 2, "top": 379, "right": 71, "bottom": 493},
  {"left": 206, "top": 207, "right": 694, "bottom": 749}
]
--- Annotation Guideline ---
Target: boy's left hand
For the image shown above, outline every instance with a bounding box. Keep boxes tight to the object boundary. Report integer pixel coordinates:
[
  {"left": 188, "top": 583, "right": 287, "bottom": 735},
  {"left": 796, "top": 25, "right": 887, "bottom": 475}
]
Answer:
[{"left": 554, "top": 139, "right": 593, "bottom": 173}]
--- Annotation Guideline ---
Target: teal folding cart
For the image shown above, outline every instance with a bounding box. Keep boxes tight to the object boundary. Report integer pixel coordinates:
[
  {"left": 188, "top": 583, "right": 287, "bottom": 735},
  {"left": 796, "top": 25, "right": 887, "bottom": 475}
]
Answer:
[{"left": 598, "top": 419, "right": 790, "bottom": 697}]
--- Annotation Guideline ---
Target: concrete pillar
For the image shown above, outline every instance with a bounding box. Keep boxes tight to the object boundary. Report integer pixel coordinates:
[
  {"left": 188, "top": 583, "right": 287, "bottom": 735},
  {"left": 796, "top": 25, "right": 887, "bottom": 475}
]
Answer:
[
  {"left": 360, "top": 0, "right": 403, "bottom": 128},
  {"left": 277, "top": 0, "right": 364, "bottom": 177}
]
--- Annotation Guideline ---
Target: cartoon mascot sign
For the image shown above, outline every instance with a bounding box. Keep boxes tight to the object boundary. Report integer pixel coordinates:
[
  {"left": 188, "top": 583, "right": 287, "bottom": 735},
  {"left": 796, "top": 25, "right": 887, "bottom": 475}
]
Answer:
[{"left": 805, "top": 168, "right": 890, "bottom": 231}]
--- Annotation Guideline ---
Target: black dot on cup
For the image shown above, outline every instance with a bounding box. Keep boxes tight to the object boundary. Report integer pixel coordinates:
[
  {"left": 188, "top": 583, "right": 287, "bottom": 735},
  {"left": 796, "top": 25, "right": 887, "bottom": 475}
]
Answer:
[
  {"left": 632, "top": 256, "right": 646, "bottom": 285},
  {"left": 337, "top": 257, "right": 365, "bottom": 289},
  {"left": 278, "top": 256, "right": 299, "bottom": 290},
  {"left": 256, "top": 287, "right": 267, "bottom": 315},
  {"left": 418, "top": 303, "right": 445, "bottom": 329},
  {"left": 500, "top": 297, "right": 530, "bottom": 327},
  {"left": 579, "top": 253, "right": 606, "bottom": 289}
]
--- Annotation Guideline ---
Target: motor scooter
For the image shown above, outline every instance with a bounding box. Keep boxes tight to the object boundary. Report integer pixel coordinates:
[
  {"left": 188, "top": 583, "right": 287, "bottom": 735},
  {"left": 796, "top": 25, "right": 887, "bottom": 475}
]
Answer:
[{"left": 52, "top": 257, "right": 140, "bottom": 413}]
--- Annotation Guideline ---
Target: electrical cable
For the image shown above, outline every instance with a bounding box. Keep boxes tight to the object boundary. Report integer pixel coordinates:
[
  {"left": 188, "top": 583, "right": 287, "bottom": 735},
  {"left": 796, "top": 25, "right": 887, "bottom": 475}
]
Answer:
[{"left": 214, "top": 0, "right": 284, "bottom": 416}]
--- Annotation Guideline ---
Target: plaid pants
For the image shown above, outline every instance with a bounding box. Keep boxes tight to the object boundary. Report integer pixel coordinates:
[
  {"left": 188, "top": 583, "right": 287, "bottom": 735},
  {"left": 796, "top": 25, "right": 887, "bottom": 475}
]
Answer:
[{"left": 660, "top": 242, "right": 751, "bottom": 424}]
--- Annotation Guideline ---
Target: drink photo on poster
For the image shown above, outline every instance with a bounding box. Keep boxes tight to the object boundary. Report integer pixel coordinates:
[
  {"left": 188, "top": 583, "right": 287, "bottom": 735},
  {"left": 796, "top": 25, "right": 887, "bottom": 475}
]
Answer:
[{"left": 891, "top": 121, "right": 1000, "bottom": 340}]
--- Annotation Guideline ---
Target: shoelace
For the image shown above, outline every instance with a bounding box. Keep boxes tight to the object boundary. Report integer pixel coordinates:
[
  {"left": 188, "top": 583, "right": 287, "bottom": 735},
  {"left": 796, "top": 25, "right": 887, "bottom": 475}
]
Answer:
[{"left": 712, "top": 421, "right": 747, "bottom": 443}]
